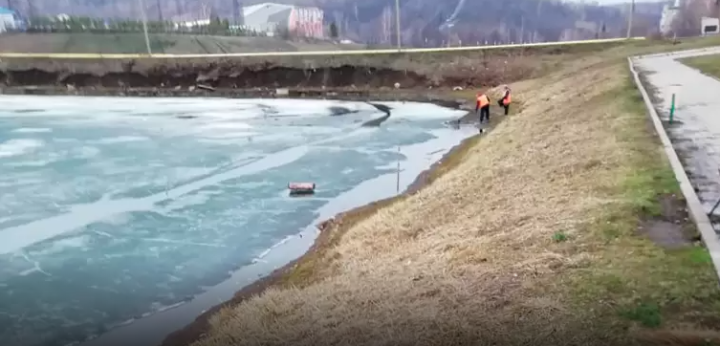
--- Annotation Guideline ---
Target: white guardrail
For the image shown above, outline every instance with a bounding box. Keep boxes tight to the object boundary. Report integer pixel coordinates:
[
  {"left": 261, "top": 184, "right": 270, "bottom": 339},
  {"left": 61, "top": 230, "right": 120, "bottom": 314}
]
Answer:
[{"left": 0, "top": 37, "right": 646, "bottom": 59}]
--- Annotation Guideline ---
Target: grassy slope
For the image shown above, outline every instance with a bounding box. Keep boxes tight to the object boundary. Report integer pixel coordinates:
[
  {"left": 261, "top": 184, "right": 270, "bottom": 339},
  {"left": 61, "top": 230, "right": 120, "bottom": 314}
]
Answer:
[
  {"left": 0, "top": 33, "right": 367, "bottom": 54},
  {"left": 186, "top": 39, "right": 720, "bottom": 346},
  {"left": 681, "top": 54, "right": 720, "bottom": 78}
]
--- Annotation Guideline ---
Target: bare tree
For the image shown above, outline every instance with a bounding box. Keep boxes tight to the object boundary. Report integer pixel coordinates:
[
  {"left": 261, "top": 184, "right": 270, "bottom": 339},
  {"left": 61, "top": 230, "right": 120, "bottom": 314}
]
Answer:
[{"left": 672, "top": 0, "right": 708, "bottom": 37}]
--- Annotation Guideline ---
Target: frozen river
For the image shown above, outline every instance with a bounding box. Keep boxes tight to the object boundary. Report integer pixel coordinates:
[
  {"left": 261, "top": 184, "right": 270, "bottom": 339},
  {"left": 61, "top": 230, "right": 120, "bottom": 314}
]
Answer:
[{"left": 0, "top": 96, "right": 473, "bottom": 346}]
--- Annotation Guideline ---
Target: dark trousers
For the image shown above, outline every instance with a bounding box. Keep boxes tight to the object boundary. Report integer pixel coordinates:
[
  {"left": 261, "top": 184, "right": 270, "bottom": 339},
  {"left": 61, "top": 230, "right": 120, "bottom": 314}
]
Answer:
[
  {"left": 478, "top": 105, "right": 490, "bottom": 123},
  {"left": 498, "top": 100, "right": 509, "bottom": 115}
]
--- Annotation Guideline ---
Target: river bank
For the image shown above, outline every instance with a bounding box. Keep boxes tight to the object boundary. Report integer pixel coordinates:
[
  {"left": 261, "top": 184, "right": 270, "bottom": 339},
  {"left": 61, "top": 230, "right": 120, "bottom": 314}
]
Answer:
[
  {"left": 6, "top": 37, "right": 720, "bottom": 346},
  {"left": 67, "top": 100, "right": 500, "bottom": 346},
  {"left": 75, "top": 118, "right": 488, "bottom": 346},
  {"left": 159, "top": 101, "right": 504, "bottom": 346},
  {"left": 156, "top": 38, "right": 720, "bottom": 346},
  {"left": 0, "top": 93, "right": 509, "bottom": 346}
]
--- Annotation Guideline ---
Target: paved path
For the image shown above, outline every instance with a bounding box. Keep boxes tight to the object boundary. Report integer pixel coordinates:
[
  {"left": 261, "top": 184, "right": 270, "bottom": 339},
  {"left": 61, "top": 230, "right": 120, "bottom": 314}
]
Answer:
[{"left": 634, "top": 47, "right": 720, "bottom": 224}]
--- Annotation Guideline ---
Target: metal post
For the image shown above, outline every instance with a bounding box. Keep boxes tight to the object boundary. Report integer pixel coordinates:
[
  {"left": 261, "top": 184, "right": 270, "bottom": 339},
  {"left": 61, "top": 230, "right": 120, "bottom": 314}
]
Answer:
[
  {"left": 138, "top": 0, "right": 152, "bottom": 55},
  {"left": 626, "top": 0, "right": 634, "bottom": 39},
  {"left": 713, "top": 169, "right": 720, "bottom": 217},
  {"left": 394, "top": 0, "right": 401, "bottom": 50},
  {"left": 670, "top": 93, "right": 676, "bottom": 123},
  {"left": 396, "top": 146, "right": 401, "bottom": 194}
]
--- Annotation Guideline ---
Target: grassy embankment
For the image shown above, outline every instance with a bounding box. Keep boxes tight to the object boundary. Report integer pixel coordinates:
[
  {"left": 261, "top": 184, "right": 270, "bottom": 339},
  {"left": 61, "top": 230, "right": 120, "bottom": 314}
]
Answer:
[
  {"left": 176, "top": 37, "right": 720, "bottom": 346},
  {"left": 681, "top": 54, "right": 720, "bottom": 78},
  {"left": 0, "top": 33, "right": 367, "bottom": 54}
]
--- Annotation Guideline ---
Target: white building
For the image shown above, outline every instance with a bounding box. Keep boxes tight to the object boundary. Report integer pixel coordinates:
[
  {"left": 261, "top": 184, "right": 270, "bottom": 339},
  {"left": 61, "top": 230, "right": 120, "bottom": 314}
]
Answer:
[
  {"left": 242, "top": 3, "right": 295, "bottom": 35},
  {"left": 0, "top": 7, "right": 16, "bottom": 33},
  {"left": 701, "top": 16, "right": 720, "bottom": 35},
  {"left": 242, "top": 2, "right": 324, "bottom": 38}
]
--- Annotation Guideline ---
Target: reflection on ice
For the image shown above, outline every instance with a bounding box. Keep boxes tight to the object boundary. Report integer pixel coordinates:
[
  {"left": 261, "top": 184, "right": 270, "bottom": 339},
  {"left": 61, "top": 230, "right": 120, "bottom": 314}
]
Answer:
[{"left": 0, "top": 96, "right": 470, "bottom": 346}]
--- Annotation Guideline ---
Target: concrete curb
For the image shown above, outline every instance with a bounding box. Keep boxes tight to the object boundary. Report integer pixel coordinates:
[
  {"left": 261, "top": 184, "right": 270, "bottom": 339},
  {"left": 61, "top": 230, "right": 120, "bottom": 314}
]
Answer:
[{"left": 628, "top": 57, "right": 720, "bottom": 283}]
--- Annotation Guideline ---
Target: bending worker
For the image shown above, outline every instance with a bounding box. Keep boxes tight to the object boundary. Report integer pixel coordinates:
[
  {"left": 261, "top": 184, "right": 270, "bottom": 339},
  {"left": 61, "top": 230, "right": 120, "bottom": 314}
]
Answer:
[
  {"left": 497, "top": 85, "right": 512, "bottom": 115},
  {"left": 475, "top": 91, "right": 491, "bottom": 124}
]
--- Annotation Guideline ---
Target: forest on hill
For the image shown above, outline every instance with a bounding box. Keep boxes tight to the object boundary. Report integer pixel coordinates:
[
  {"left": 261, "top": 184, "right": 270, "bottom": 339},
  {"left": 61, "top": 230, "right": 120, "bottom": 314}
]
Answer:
[{"left": 4, "top": 0, "right": 667, "bottom": 45}]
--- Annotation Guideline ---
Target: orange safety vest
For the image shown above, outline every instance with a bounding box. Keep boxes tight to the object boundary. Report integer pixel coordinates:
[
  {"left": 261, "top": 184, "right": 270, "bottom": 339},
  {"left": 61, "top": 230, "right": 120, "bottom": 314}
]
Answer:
[
  {"left": 503, "top": 93, "right": 512, "bottom": 106},
  {"left": 476, "top": 94, "right": 489, "bottom": 107}
]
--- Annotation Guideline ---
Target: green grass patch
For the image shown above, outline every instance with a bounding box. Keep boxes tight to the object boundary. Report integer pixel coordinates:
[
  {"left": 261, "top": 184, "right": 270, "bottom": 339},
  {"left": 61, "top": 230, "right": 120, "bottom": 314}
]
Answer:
[
  {"left": 566, "top": 67, "right": 720, "bottom": 332},
  {"left": 552, "top": 231, "right": 569, "bottom": 243},
  {"left": 621, "top": 301, "right": 663, "bottom": 328},
  {"left": 680, "top": 54, "right": 720, "bottom": 80}
]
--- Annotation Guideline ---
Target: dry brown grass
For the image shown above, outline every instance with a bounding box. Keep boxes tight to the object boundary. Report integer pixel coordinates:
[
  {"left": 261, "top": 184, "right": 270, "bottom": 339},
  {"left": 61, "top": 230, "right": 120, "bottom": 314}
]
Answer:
[{"left": 186, "top": 42, "right": 720, "bottom": 346}]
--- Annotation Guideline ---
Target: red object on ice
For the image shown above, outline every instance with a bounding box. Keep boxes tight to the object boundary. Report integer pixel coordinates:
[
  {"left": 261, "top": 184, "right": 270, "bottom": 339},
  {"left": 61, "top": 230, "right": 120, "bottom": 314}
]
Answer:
[{"left": 288, "top": 182, "right": 316, "bottom": 195}]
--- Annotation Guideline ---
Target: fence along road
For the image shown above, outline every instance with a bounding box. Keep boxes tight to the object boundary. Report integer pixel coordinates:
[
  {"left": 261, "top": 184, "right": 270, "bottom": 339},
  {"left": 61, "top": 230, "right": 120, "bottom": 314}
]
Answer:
[{"left": 0, "top": 37, "right": 646, "bottom": 59}]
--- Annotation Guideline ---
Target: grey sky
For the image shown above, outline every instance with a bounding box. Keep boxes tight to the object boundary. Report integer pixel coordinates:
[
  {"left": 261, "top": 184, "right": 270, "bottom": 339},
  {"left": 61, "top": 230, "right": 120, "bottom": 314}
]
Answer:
[{"left": 568, "top": 0, "right": 663, "bottom": 4}]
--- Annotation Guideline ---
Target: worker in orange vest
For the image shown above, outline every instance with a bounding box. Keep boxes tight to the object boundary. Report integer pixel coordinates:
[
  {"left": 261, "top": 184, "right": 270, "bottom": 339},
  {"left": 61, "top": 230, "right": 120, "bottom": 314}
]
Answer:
[
  {"left": 475, "top": 91, "right": 491, "bottom": 124},
  {"left": 497, "top": 85, "right": 512, "bottom": 115}
]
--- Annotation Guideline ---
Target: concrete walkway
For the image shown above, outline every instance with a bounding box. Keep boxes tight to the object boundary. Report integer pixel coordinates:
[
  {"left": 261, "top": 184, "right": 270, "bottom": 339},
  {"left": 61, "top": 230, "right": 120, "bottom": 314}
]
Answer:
[{"left": 634, "top": 47, "right": 720, "bottom": 222}]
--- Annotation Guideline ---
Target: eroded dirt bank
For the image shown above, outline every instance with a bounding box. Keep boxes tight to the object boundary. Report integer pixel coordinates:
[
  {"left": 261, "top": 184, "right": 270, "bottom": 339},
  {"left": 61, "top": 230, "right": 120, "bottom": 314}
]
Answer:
[{"left": 0, "top": 41, "right": 625, "bottom": 91}]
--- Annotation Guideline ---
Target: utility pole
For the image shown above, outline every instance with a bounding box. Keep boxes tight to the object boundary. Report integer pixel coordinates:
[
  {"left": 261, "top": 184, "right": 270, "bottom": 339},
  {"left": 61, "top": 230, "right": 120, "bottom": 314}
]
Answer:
[
  {"left": 396, "top": 146, "right": 401, "bottom": 194},
  {"left": 395, "top": 0, "right": 401, "bottom": 50},
  {"left": 175, "top": 0, "right": 183, "bottom": 16},
  {"left": 232, "top": 0, "right": 240, "bottom": 25},
  {"left": 626, "top": 0, "right": 635, "bottom": 39},
  {"left": 138, "top": 0, "right": 152, "bottom": 55},
  {"left": 27, "top": 0, "right": 35, "bottom": 20},
  {"left": 156, "top": 0, "right": 163, "bottom": 23},
  {"left": 535, "top": 0, "right": 543, "bottom": 43}
]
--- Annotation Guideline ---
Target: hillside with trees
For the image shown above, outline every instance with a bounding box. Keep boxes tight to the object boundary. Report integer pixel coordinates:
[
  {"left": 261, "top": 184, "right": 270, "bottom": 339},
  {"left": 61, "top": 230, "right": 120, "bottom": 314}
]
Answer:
[{"left": 4, "top": 0, "right": 666, "bottom": 45}]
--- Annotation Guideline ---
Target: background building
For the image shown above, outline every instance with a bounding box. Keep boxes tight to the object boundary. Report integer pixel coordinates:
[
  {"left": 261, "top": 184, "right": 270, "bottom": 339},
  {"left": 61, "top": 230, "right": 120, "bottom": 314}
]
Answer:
[
  {"left": 288, "top": 6, "right": 323, "bottom": 38},
  {"left": 242, "top": 3, "right": 293, "bottom": 35},
  {"left": 701, "top": 16, "right": 720, "bottom": 35},
  {"left": 0, "top": 6, "right": 16, "bottom": 33},
  {"left": 242, "top": 2, "right": 324, "bottom": 38}
]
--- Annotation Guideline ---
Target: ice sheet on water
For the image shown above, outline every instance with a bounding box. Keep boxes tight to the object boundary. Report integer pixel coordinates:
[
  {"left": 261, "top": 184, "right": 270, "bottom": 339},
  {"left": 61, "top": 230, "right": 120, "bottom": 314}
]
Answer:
[
  {"left": 375, "top": 101, "right": 467, "bottom": 120},
  {"left": 0, "top": 96, "right": 467, "bottom": 346},
  {"left": 11, "top": 128, "right": 52, "bottom": 133},
  {"left": 92, "top": 136, "right": 149, "bottom": 145},
  {"left": 0, "top": 139, "right": 44, "bottom": 158},
  {"left": 0, "top": 95, "right": 378, "bottom": 119}
]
